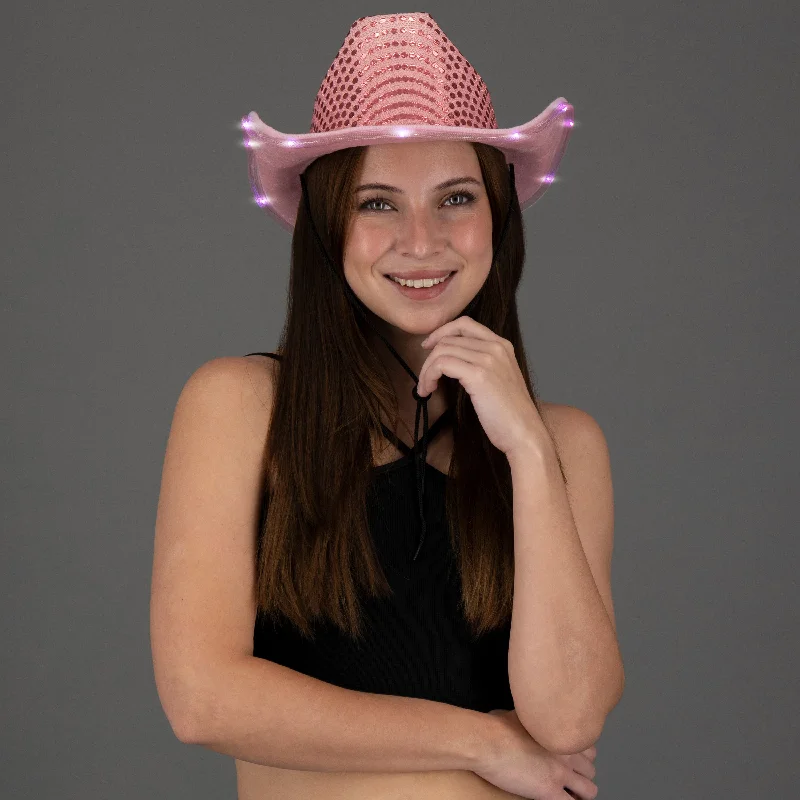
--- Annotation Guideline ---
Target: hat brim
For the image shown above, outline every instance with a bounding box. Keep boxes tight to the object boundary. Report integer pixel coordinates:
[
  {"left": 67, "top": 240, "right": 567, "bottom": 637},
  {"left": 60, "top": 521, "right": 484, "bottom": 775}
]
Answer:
[{"left": 242, "top": 97, "right": 574, "bottom": 232}]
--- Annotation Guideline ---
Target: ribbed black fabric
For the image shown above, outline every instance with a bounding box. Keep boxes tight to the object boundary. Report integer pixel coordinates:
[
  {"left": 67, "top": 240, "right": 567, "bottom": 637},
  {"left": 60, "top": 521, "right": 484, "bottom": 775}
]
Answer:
[{"left": 242, "top": 351, "right": 513, "bottom": 712}]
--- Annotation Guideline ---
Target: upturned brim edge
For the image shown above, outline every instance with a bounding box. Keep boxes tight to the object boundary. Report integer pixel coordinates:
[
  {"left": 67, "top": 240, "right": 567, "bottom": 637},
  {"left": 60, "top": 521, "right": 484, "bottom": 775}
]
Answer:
[{"left": 241, "top": 96, "right": 574, "bottom": 232}]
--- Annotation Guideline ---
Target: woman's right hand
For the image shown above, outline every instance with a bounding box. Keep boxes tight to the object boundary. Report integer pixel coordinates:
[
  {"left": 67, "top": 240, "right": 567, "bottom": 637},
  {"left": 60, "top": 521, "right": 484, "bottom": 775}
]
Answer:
[{"left": 473, "top": 709, "right": 599, "bottom": 799}]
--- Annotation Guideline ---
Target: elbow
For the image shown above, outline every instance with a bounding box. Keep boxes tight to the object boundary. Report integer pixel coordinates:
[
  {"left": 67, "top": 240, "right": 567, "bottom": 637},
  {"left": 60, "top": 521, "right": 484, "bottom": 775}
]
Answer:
[
  {"left": 514, "top": 669, "right": 625, "bottom": 754},
  {"left": 514, "top": 690, "right": 619, "bottom": 755},
  {"left": 548, "top": 720, "right": 604, "bottom": 755},
  {"left": 171, "top": 709, "right": 202, "bottom": 745},
  {"left": 158, "top": 656, "right": 244, "bottom": 746},
  {"left": 155, "top": 670, "right": 210, "bottom": 746},
  {"left": 510, "top": 683, "right": 589, "bottom": 754},
  {"left": 518, "top": 708, "right": 603, "bottom": 755},
  {"left": 170, "top": 697, "right": 209, "bottom": 745},
  {"left": 514, "top": 705, "right": 595, "bottom": 755},
  {"left": 548, "top": 730, "right": 601, "bottom": 756},
  {"left": 172, "top": 679, "right": 215, "bottom": 745}
]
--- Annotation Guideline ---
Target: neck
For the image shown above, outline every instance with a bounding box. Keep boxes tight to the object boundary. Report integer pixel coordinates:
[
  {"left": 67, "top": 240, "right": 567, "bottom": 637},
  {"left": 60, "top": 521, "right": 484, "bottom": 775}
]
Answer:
[{"left": 364, "top": 320, "right": 448, "bottom": 414}]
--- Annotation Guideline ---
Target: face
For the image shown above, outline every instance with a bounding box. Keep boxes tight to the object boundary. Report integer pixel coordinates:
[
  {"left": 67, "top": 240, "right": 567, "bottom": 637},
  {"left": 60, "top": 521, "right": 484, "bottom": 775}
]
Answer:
[{"left": 342, "top": 140, "right": 493, "bottom": 344}]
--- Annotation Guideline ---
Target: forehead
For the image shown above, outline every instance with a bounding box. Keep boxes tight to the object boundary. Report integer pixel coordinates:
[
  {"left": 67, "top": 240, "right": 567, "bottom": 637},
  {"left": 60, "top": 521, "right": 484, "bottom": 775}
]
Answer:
[{"left": 357, "top": 140, "right": 480, "bottom": 176}]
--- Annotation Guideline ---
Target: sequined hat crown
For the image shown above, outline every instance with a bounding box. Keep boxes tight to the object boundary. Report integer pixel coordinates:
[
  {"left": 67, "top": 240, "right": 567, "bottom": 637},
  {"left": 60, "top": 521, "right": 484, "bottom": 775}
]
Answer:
[
  {"left": 309, "top": 12, "right": 498, "bottom": 131},
  {"left": 241, "top": 11, "right": 575, "bottom": 231}
]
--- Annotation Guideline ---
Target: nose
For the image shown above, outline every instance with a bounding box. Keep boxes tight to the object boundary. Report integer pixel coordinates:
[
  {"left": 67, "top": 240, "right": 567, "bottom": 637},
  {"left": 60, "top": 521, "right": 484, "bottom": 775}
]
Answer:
[{"left": 395, "top": 206, "right": 446, "bottom": 260}]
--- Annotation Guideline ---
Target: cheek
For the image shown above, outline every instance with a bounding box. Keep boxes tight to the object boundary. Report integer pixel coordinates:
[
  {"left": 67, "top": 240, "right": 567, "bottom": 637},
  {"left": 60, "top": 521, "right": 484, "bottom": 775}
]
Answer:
[
  {"left": 453, "top": 214, "right": 493, "bottom": 259},
  {"left": 345, "top": 221, "right": 393, "bottom": 266}
]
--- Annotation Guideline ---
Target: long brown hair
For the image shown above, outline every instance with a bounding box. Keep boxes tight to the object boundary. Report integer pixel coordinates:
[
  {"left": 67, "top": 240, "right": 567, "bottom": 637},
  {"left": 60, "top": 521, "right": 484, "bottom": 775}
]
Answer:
[{"left": 255, "top": 142, "right": 567, "bottom": 642}]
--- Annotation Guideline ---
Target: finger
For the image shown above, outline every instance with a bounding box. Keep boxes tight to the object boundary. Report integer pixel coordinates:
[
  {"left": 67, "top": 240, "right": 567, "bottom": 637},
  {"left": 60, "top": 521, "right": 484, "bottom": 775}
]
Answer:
[
  {"left": 418, "top": 349, "right": 490, "bottom": 397},
  {"left": 419, "top": 339, "right": 499, "bottom": 395},
  {"left": 559, "top": 753, "right": 594, "bottom": 780},
  {"left": 426, "top": 334, "right": 499, "bottom": 353},
  {"left": 564, "top": 753, "right": 596, "bottom": 781},
  {"left": 564, "top": 771, "right": 598, "bottom": 799},
  {"left": 422, "top": 316, "right": 502, "bottom": 349}
]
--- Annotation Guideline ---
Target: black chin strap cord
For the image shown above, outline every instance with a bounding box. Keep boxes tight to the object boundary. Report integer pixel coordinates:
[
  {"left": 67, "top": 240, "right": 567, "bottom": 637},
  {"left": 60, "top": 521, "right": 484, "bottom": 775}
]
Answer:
[{"left": 299, "top": 162, "right": 516, "bottom": 563}]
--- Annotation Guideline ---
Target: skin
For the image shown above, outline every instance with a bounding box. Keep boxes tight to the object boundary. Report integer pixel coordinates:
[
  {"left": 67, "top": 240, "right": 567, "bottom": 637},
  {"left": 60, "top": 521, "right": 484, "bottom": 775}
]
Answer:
[{"left": 342, "top": 140, "right": 494, "bottom": 420}]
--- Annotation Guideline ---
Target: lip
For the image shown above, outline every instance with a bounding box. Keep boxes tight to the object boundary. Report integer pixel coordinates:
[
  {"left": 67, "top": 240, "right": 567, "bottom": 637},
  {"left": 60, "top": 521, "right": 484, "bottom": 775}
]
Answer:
[
  {"left": 384, "top": 269, "right": 454, "bottom": 280},
  {"left": 385, "top": 270, "right": 456, "bottom": 300}
]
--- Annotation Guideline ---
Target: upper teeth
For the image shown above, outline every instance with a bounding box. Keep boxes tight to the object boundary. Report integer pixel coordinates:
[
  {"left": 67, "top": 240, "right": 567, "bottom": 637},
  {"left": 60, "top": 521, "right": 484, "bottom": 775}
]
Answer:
[{"left": 390, "top": 273, "right": 451, "bottom": 288}]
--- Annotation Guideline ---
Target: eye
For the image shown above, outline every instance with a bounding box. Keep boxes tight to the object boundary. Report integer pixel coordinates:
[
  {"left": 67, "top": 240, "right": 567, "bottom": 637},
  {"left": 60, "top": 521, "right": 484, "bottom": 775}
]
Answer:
[
  {"left": 442, "top": 191, "right": 476, "bottom": 207},
  {"left": 358, "top": 191, "right": 477, "bottom": 213},
  {"left": 359, "top": 196, "right": 393, "bottom": 212}
]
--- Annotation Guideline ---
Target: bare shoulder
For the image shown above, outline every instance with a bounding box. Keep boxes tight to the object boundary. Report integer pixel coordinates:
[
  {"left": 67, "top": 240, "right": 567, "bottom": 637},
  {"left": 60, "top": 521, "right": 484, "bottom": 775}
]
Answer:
[
  {"left": 180, "top": 354, "right": 277, "bottom": 438},
  {"left": 158, "top": 352, "right": 280, "bottom": 520},
  {"left": 537, "top": 400, "right": 610, "bottom": 463},
  {"left": 163, "top": 353, "right": 279, "bottom": 503}
]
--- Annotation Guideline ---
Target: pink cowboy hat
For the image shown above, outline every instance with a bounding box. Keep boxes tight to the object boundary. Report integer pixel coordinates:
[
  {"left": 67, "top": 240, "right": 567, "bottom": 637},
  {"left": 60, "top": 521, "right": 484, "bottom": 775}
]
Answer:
[{"left": 240, "top": 12, "right": 575, "bottom": 232}]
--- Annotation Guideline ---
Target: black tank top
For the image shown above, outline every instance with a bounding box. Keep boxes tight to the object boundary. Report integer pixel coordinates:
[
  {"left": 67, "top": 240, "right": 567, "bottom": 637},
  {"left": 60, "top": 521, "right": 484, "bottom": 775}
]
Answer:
[{"left": 243, "top": 351, "right": 513, "bottom": 712}]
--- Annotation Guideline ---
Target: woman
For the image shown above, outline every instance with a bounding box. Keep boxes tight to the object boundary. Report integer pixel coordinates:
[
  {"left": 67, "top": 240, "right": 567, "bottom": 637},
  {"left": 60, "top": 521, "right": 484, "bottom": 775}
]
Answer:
[{"left": 151, "top": 12, "right": 623, "bottom": 799}]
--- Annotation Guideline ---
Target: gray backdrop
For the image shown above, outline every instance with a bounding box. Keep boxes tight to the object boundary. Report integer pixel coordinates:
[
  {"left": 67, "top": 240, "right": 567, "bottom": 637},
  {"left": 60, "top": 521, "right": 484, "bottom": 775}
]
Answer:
[{"left": 3, "top": 1, "right": 798, "bottom": 797}]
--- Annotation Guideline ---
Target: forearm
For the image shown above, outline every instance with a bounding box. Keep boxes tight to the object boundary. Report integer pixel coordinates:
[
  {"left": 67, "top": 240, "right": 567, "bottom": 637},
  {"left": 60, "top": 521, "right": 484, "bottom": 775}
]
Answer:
[
  {"left": 186, "top": 655, "right": 497, "bottom": 773},
  {"left": 507, "top": 444, "right": 622, "bottom": 747}
]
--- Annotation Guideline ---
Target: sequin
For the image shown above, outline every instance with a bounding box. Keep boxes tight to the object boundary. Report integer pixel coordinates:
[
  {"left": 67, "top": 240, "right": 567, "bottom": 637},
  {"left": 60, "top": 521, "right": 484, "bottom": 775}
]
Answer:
[{"left": 308, "top": 12, "right": 498, "bottom": 133}]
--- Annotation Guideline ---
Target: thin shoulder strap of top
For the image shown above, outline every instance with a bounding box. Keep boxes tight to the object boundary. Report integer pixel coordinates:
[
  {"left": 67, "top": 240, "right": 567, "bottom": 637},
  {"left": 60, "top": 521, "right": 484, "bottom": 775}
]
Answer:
[{"left": 243, "top": 352, "right": 283, "bottom": 360}]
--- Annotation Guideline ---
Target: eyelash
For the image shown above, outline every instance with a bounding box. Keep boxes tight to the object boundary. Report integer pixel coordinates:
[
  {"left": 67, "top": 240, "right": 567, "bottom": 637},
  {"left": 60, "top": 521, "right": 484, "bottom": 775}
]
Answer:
[{"left": 358, "top": 191, "right": 477, "bottom": 213}]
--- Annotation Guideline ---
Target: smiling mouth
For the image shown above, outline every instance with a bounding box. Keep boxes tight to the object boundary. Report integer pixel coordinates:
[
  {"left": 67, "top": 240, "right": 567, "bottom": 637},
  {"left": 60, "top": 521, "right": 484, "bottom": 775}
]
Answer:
[{"left": 385, "top": 271, "right": 456, "bottom": 287}]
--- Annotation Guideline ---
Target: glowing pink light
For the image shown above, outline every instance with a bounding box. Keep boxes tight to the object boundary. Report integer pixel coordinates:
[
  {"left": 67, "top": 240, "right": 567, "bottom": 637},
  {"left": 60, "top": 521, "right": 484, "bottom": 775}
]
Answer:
[
  {"left": 393, "top": 127, "right": 412, "bottom": 137},
  {"left": 564, "top": 118, "right": 575, "bottom": 127},
  {"left": 507, "top": 131, "right": 523, "bottom": 140},
  {"left": 241, "top": 118, "right": 253, "bottom": 130},
  {"left": 542, "top": 174, "right": 555, "bottom": 184},
  {"left": 558, "top": 102, "right": 570, "bottom": 112},
  {"left": 281, "top": 139, "right": 301, "bottom": 147},
  {"left": 255, "top": 195, "right": 271, "bottom": 207}
]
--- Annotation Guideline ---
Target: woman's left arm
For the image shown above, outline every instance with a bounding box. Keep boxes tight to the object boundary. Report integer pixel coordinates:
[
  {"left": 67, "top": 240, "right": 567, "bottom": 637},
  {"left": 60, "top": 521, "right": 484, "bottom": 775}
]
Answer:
[
  {"left": 415, "top": 317, "right": 624, "bottom": 754},
  {"left": 505, "top": 407, "right": 624, "bottom": 755}
]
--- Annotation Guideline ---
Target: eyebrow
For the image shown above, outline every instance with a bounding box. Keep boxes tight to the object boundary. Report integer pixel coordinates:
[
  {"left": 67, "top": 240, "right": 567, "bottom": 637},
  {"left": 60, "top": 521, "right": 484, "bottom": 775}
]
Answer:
[{"left": 353, "top": 176, "right": 483, "bottom": 194}]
